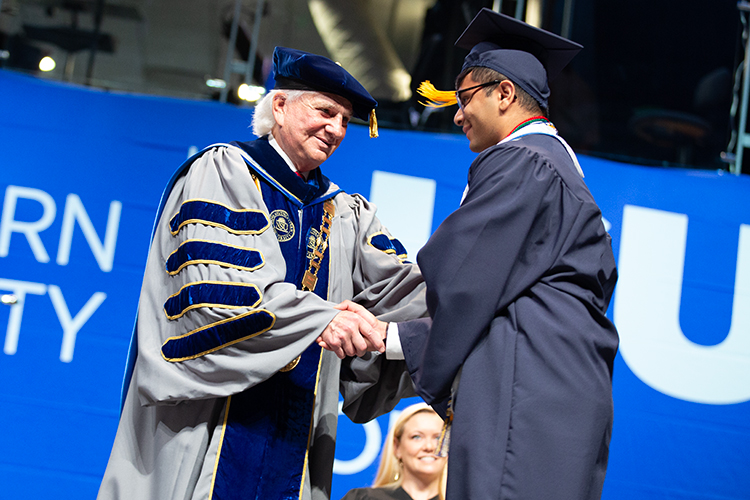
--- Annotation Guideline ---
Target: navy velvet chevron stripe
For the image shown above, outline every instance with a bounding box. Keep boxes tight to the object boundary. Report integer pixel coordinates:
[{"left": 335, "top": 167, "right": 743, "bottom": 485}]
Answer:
[
  {"left": 161, "top": 309, "right": 275, "bottom": 361},
  {"left": 166, "top": 240, "right": 264, "bottom": 274},
  {"left": 368, "top": 233, "right": 408, "bottom": 259},
  {"left": 163, "top": 282, "right": 262, "bottom": 320},
  {"left": 169, "top": 199, "right": 270, "bottom": 235},
  {"left": 391, "top": 238, "right": 407, "bottom": 257}
]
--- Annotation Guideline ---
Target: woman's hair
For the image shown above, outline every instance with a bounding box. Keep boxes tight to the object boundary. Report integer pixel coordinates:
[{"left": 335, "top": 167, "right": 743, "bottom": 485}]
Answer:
[
  {"left": 371, "top": 403, "right": 448, "bottom": 499},
  {"left": 251, "top": 89, "right": 306, "bottom": 137}
]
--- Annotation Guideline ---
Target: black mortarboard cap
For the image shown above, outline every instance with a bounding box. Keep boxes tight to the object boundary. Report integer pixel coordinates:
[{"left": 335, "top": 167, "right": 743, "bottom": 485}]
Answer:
[
  {"left": 272, "top": 47, "right": 378, "bottom": 127},
  {"left": 455, "top": 8, "right": 582, "bottom": 108}
]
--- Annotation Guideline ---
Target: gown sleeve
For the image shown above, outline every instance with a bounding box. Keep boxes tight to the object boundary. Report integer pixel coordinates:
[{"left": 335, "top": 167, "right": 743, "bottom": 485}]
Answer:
[
  {"left": 134, "top": 146, "right": 341, "bottom": 406},
  {"left": 337, "top": 194, "right": 428, "bottom": 422},
  {"left": 348, "top": 193, "right": 427, "bottom": 321}
]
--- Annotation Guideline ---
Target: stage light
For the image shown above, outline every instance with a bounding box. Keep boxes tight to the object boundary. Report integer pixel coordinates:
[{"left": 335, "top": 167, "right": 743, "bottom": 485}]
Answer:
[
  {"left": 39, "top": 56, "right": 56, "bottom": 72},
  {"left": 206, "top": 78, "right": 226, "bottom": 89},
  {"left": 238, "top": 83, "right": 266, "bottom": 102},
  {"left": 1, "top": 294, "right": 18, "bottom": 305}
]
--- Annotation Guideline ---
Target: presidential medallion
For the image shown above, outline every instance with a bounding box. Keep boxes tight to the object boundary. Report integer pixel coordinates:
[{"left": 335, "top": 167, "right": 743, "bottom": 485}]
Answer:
[{"left": 307, "top": 228, "right": 320, "bottom": 260}]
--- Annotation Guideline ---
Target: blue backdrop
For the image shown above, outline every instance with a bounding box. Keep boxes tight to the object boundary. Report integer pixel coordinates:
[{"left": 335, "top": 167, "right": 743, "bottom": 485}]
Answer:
[{"left": 1, "top": 70, "right": 748, "bottom": 500}]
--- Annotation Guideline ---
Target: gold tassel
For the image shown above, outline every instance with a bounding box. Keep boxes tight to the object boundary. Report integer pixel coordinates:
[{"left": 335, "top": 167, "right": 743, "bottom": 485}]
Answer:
[
  {"left": 369, "top": 109, "right": 378, "bottom": 138},
  {"left": 417, "top": 80, "right": 458, "bottom": 108}
]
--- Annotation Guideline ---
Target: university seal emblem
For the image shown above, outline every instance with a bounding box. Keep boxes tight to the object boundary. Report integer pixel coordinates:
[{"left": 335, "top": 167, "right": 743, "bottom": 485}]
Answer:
[{"left": 269, "top": 210, "right": 295, "bottom": 242}]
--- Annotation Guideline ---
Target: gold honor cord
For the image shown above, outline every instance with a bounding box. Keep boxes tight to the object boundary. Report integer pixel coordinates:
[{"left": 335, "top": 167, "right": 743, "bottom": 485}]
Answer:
[
  {"left": 280, "top": 199, "right": 336, "bottom": 373},
  {"left": 436, "top": 399, "right": 453, "bottom": 457}
]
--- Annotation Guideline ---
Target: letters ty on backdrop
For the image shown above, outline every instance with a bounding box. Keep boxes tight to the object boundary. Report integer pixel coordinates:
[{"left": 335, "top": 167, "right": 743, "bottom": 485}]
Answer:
[{"left": 0, "top": 70, "right": 748, "bottom": 500}]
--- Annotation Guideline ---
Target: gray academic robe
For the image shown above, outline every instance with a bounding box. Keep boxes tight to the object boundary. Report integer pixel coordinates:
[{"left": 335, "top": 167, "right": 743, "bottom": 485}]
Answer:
[
  {"left": 97, "top": 143, "right": 426, "bottom": 500},
  {"left": 399, "top": 132, "right": 619, "bottom": 500}
]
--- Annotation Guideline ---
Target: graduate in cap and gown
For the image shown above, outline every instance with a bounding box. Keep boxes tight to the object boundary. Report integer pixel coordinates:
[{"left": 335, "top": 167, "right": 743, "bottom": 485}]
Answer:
[
  {"left": 97, "top": 47, "right": 426, "bottom": 500},
  {"left": 354, "top": 8, "right": 619, "bottom": 500}
]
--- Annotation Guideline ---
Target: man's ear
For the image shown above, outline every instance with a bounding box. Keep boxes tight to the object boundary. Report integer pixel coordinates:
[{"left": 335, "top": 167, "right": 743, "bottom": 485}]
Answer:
[
  {"left": 497, "top": 80, "right": 515, "bottom": 111},
  {"left": 271, "top": 92, "right": 287, "bottom": 126}
]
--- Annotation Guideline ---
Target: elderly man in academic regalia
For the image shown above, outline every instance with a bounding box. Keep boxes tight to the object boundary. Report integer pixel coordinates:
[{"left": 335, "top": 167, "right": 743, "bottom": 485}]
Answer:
[
  {"left": 97, "top": 47, "right": 426, "bottom": 500},
  {"left": 346, "top": 9, "right": 619, "bottom": 500}
]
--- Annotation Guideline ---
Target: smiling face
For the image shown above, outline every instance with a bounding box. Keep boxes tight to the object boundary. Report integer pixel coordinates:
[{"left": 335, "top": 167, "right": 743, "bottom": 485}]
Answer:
[
  {"left": 271, "top": 90, "right": 353, "bottom": 172},
  {"left": 453, "top": 72, "right": 505, "bottom": 153},
  {"left": 394, "top": 410, "right": 447, "bottom": 485}
]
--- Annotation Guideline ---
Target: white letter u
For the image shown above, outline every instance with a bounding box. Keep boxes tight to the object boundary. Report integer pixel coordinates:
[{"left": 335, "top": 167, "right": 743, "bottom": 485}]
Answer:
[{"left": 615, "top": 205, "right": 750, "bottom": 405}]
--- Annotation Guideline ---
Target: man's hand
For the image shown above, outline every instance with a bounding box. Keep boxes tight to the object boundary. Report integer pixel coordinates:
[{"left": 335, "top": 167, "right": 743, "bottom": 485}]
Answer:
[{"left": 317, "top": 301, "right": 388, "bottom": 358}]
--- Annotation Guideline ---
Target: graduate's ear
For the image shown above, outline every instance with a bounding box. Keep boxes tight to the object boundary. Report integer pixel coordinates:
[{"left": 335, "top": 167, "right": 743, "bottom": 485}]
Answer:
[{"left": 498, "top": 80, "right": 515, "bottom": 112}]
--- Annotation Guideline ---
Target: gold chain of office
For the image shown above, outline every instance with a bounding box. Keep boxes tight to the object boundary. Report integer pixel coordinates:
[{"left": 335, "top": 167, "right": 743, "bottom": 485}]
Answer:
[
  {"left": 301, "top": 199, "right": 335, "bottom": 292},
  {"left": 280, "top": 199, "right": 335, "bottom": 373}
]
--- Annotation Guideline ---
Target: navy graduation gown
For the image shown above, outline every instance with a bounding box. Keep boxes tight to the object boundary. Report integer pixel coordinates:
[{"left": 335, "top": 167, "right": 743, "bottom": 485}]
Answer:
[{"left": 399, "top": 133, "right": 619, "bottom": 500}]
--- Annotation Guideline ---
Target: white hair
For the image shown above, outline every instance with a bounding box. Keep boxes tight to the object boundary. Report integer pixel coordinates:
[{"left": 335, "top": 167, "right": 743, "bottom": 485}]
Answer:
[{"left": 251, "top": 89, "right": 306, "bottom": 137}]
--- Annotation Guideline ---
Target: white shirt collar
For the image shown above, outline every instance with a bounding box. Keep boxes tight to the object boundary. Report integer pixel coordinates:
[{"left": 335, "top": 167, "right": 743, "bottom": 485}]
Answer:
[{"left": 268, "top": 133, "right": 303, "bottom": 177}]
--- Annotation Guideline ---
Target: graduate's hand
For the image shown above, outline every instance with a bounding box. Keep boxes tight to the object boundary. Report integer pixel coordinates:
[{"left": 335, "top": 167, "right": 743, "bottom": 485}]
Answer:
[
  {"left": 317, "top": 301, "right": 387, "bottom": 356},
  {"left": 337, "top": 301, "right": 389, "bottom": 347},
  {"left": 318, "top": 307, "right": 378, "bottom": 359}
]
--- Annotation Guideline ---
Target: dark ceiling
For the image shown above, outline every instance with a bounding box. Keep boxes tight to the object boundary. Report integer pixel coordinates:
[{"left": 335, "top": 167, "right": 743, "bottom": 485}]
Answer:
[{"left": 1, "top": 0, "right": 747, "bottom": 172}]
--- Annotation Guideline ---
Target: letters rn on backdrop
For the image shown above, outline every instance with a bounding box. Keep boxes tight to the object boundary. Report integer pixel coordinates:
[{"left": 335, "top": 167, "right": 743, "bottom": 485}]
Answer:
[{"left": 1, "top": 185, "right": 118, "bottom": 362}]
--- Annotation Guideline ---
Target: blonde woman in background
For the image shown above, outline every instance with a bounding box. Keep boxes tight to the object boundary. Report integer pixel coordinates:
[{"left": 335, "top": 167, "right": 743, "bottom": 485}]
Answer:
[{"left": 341, "top": 403, "right": 447, "bottom": 500}]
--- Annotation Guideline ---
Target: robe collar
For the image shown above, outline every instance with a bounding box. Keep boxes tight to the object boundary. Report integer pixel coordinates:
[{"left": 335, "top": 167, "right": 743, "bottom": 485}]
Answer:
[
  {"left": 232, "top": 136, "right": 332, "bottom": 204},
  {"left": 501, "top": 121, "right": 584, "bottom": 177}
]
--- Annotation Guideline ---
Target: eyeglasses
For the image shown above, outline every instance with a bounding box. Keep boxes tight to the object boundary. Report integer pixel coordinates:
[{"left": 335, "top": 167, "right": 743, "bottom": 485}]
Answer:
[{"left": 455, "top": 80, "right": 502, "bottom": 110}]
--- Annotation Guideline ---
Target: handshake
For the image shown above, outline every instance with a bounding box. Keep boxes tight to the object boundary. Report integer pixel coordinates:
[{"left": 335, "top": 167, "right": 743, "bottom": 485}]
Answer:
[{"left": 317, "top": 300, "right": 388, "bottom": 359}]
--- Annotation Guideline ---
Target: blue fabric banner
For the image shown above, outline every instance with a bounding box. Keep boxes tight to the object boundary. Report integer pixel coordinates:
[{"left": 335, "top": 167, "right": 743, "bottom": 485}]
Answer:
[{"left": 1, "top": 69, "right": 748, "bottom": 500}]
